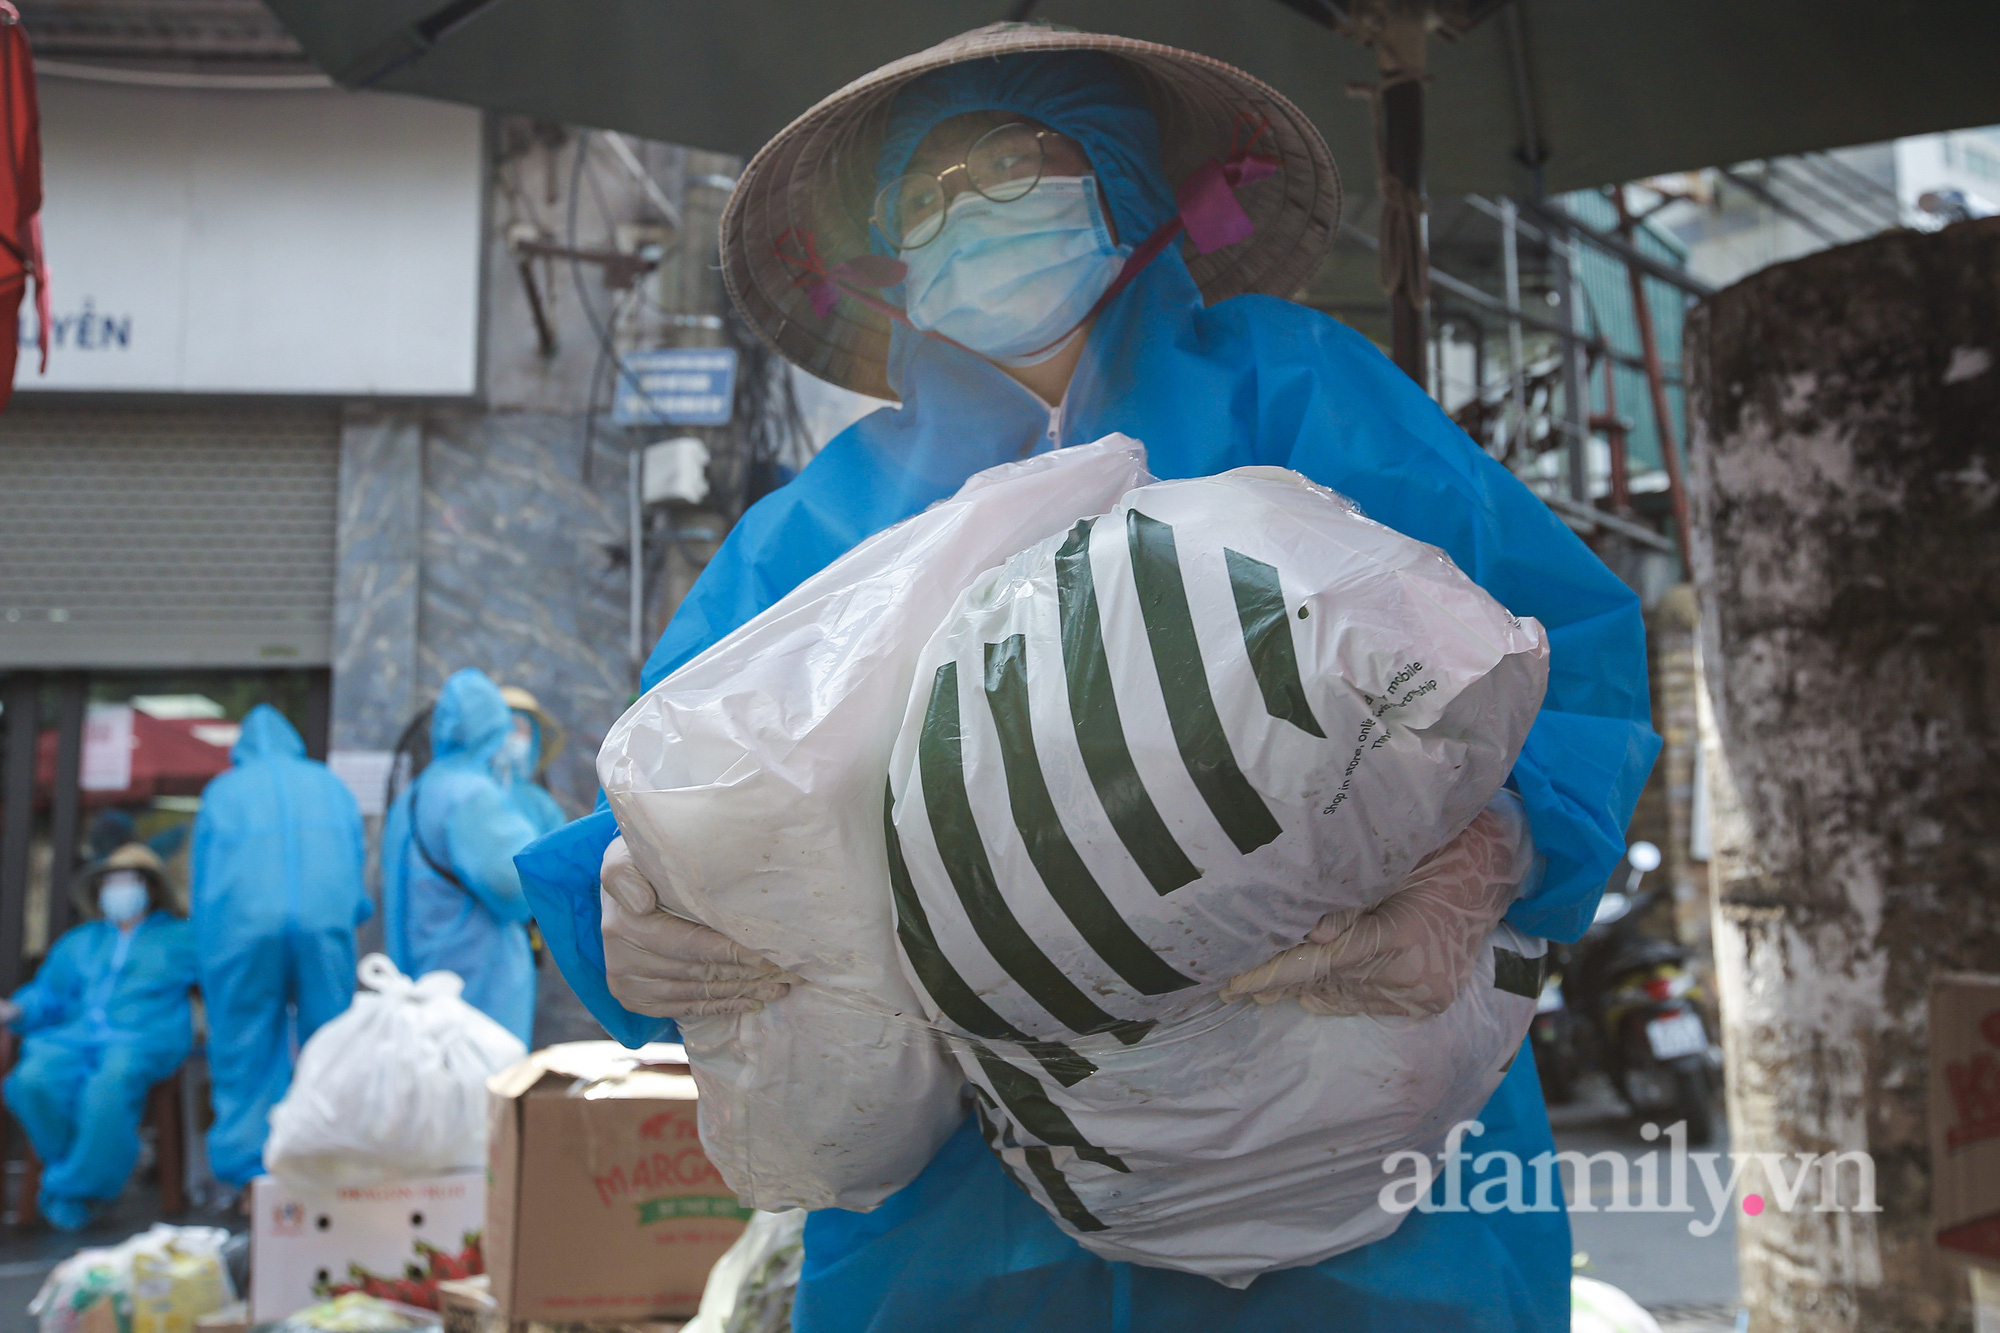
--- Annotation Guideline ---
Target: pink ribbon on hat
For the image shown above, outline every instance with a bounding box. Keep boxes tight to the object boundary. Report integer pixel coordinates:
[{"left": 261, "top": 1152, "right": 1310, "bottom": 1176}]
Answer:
[{"left": 1174, "top": 150, "right": 1280, "bottom": 254}]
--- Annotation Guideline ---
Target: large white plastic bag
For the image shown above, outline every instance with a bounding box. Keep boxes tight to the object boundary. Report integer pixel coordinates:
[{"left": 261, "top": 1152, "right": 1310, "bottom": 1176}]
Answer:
[
  {"left": 263, "top": 953, "right": 526, "bottom": 1188},
  {"left": 885, "top": 466, "right": 1549, "bottom": 1280},
  {"left": 598, "top": 436, "right": 1157, "bottom": 1212}
]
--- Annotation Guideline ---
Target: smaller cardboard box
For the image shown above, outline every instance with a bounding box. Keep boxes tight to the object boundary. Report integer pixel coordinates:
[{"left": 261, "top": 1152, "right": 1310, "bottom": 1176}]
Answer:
[
  {"left": 248, "top": 1171, "right": 486, "bottom": 1322},
  {"left": 1932, "top": 973, "right": 2000, "bottom": 1264},
  {"left": 486, "top": 1042, "right": 746, "bottom": 1322}
]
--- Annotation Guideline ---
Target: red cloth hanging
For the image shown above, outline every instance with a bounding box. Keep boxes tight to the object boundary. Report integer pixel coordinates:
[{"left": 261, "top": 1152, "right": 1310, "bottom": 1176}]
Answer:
[{"left": 0, "top": 1, "right": 45, "bottom": 412}]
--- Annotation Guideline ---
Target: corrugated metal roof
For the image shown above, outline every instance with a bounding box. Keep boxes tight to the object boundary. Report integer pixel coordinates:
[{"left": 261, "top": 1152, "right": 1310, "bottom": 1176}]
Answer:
[{"left": 1564, "top": 189, "right": 1689, "bottom": 476}]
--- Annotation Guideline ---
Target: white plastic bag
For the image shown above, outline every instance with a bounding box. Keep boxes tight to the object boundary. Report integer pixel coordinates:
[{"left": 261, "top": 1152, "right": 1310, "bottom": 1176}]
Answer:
[
  {"left": 1570, "top": 1276, "right": 1665, "bottom": 1333},
  {"left": 885, "top": 466, "right": 1549, "bottom": 1282},
  {"left": 263, "top": 954, "right": 526, "bottom": 1188},
  {"left": 600, "top": 437, "right": 1156, "bottom": 1212},
  {"left": 680, "top": 1209, "right": 806, "bottom": 1333}
]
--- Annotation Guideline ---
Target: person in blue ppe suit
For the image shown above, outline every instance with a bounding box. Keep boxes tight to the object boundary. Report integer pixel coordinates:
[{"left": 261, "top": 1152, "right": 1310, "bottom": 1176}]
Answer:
[
  {"left": 520, "top": 25, "right": 1661, "bottom": 1333},
  {"left": 384, "top": 669, "right": 540, "bottom": 1043},
  {"left": 1, "top": 844, "right": 197, "bottom": 1231},
  {"left": 191, "top": 704, "right": 370, "bottom": 1192},
  {"left": 496, "top": 686, "right": 568, "bottom": 838}
]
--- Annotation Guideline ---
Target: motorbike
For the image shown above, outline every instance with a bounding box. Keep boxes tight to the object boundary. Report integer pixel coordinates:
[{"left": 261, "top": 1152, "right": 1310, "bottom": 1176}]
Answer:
[
  {"left": 1561, "top": 841, "right": 1723, "bottom": 1144},
  {"left": 1530, "top": 953, "right": 1580, "bottom": 1106}
]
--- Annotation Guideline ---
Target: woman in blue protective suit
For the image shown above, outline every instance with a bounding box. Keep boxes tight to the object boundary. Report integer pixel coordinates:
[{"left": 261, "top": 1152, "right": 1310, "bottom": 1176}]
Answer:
[
  {"left": 1, "top": 843, "right": 196, "bottom": 1231},
  {"left": 519, "top": 24, "right": 1660, "bottom": 1333},
  {"left": 383, "top": 668, "right": 541, "bottom": 1044},
  {"left": 192, "top": 704, "right": 370, "bottom": 1195}
]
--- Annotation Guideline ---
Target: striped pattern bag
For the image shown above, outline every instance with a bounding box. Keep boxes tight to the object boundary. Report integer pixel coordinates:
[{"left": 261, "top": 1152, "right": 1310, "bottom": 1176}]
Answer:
[{"left": 884, "top": 466, "right": 1550, "bottom": 1280}]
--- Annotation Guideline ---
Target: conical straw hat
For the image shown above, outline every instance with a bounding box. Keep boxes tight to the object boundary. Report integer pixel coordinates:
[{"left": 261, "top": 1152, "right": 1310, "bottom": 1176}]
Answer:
[{"left": 720, "top": 21, "right": 1341, "bottom": 401}]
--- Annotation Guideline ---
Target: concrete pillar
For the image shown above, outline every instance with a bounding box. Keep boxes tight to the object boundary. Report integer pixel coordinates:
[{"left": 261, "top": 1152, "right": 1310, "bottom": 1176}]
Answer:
[{"left": 1687, "top": 218, "right": 2000, "bottom": 1330}]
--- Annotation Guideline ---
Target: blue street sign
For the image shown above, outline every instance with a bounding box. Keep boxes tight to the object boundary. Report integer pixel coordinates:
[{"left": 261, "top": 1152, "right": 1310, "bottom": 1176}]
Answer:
[{"left": 613, "top": 347, "right": 738, "bottom": 426}]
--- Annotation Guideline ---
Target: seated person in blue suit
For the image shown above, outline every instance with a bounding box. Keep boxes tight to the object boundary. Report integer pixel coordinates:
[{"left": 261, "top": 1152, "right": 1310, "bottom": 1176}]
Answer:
[{"left": 2, "top": 843, "right": 197, "bottom": 1230}]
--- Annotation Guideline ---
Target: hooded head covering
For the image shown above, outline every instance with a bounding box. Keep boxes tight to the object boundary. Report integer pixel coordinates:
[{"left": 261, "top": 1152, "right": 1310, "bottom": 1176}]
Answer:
[
  {"left": 431, "top": 669, "right": 513, "bottom": 765},
  {"left": 231, "top": 704, "right": 305, "bottom": 765},
  {"left": 873, "top": 53, "right": 1178, "bottom": 247}
]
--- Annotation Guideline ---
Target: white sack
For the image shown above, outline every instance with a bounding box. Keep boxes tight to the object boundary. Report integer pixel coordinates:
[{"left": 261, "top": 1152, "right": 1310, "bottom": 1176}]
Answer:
[
  {"left": 599, "top": 436, "right": 1157, "bottom": 1212},
  {"left": 886, "top": 467, "right": 1549, "bottom": 1280},
  {"left": 263, "top": 953, "right": 525, "bottom": 1189}
]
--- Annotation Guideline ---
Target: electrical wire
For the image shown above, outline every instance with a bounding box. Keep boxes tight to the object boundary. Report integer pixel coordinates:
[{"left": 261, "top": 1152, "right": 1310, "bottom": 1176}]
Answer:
[{"left": 565, "top": 129, "right": 729, "bottom": 576}]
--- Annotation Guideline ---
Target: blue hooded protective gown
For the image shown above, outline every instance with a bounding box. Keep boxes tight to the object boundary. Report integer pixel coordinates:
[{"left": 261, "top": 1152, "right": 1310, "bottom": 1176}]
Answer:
[
  {"left": 384, "top": 669, "right": 539, "bottom": 1043},
  {"left": 191, "top": 705, "right": 370, "bottom": 1187},
  {"left": 4, "top": 907, "right": 196, "bottom": 1225},
  {"left": 521, "top": 52, "right": 1660, "bottom": 1333}
]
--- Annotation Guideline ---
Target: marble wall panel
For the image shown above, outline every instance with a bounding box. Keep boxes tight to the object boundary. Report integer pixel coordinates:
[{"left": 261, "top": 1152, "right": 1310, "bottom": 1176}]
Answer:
[
  {"left": 416, "top": 411, "right": 634, "bottom": 816},
  {"left": 329, "top": 414, "right": 422, "bottom": 753}
]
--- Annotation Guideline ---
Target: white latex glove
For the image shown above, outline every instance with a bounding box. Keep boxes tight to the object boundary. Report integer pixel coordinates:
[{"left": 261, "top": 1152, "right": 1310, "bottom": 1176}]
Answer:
[
  {"left": 601, "top": 836, "right": 801, "bottom": 1018},
  {"left": 1222, "top": 793, "right": 1534, "bottom": 1018}
]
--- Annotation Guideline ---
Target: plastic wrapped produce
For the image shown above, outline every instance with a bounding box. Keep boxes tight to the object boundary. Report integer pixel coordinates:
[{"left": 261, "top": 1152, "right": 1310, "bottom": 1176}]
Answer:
[{"left": 31, "top": 1226, "right": 235, "bottom": 1333}]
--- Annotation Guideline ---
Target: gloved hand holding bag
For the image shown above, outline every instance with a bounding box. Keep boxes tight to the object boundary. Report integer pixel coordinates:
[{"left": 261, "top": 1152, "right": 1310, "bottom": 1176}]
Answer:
[{"left": 1223, "top": 792, "right": 1536, "bottom": 1017}]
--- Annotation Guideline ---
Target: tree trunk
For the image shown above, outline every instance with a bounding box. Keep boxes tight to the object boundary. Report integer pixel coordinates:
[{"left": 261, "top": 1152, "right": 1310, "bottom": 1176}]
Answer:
[{"left": 1687, "top": 218, "right": 2000, "bottom": 1331}]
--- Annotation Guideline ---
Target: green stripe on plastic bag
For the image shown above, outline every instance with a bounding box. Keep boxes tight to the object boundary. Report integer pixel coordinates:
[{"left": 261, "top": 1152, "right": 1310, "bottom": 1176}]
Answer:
[
  {"left": 982, "top": 635, "right": 1198, "bottom": 997},
  {"left": 1492, "top": 946, "right": 1545, "bottom": 1000},
  {"left": 885, "top": 785, "right": 1098, "bottom": 1087},
  {"left": 972, "top": 1044, "right": 1130, "bottom": 1175},
  {"left": 1054, "top": 519, "right": 1202, "bottom": 896},
  {"left": 920, "top": 662, "right": 1154, "bottom": 1043},
  {"left": 1224, "top": 547, "right": 1326, "bottom": 738},
  {"left": 1023, "top": 1146, "right": 1110, "bottom": 1233},
  {"left": 1124, "top": 510, "right": 1283, "bottom": 856},
  {"left": 973, "top": 1096, "right": 1109, "bottom": 1233}
]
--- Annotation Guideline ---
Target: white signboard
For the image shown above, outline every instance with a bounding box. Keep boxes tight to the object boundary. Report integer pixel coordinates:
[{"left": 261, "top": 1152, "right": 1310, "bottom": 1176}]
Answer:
[
  {"left": 17, "top": 79, "right": 483, "bottom": 395},
  {"left": 80, "top": 704, "right": 134, "bottom": 792}
]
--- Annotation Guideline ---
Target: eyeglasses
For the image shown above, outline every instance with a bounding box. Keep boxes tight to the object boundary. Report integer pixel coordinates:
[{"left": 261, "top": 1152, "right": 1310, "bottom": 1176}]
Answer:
[{"left": 871, "top": 122, "right": 1065, "bottom": 251}]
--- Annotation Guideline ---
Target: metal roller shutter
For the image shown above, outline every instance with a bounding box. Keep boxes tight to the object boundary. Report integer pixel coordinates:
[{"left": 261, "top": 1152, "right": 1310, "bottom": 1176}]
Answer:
[{"left": 0, "top": 402, "right": 341, "bottom": 668}]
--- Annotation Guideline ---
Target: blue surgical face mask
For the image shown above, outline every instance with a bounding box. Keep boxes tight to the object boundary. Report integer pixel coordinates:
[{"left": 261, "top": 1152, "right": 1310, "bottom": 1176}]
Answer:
[
  {"left": 899, "top": 176, "right": 1129, "bottom": 367},
  {"left": 98, "top": 872, "right": 149, "bottom": 925}
]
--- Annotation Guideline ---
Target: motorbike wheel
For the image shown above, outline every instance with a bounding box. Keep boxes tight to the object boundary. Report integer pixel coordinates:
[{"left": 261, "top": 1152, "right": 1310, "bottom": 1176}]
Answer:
[{"left": 1672, "top": 1057, "right": 1715, "bottom": 1146}]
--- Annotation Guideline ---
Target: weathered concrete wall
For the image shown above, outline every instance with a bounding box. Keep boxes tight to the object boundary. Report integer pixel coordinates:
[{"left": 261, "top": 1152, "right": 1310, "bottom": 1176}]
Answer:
[{"left": 1688, "top": 217, "right": 2000, "bottom": 1331}]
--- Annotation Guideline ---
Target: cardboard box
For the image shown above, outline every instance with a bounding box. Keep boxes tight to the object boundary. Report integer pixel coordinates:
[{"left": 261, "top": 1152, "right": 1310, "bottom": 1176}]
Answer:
[
  {"left": 435, "top": 1276, "right": 682, "bottom": 1333},
  {"left": 249, "top": 1171, "right": 486, "bottom": 1322},
  {"left": 486, "top": 1042, "right": 745, "bottom": 1321},
  {"left": 1933, "top": 973, "right": 2000, "bottom": 1264}
]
